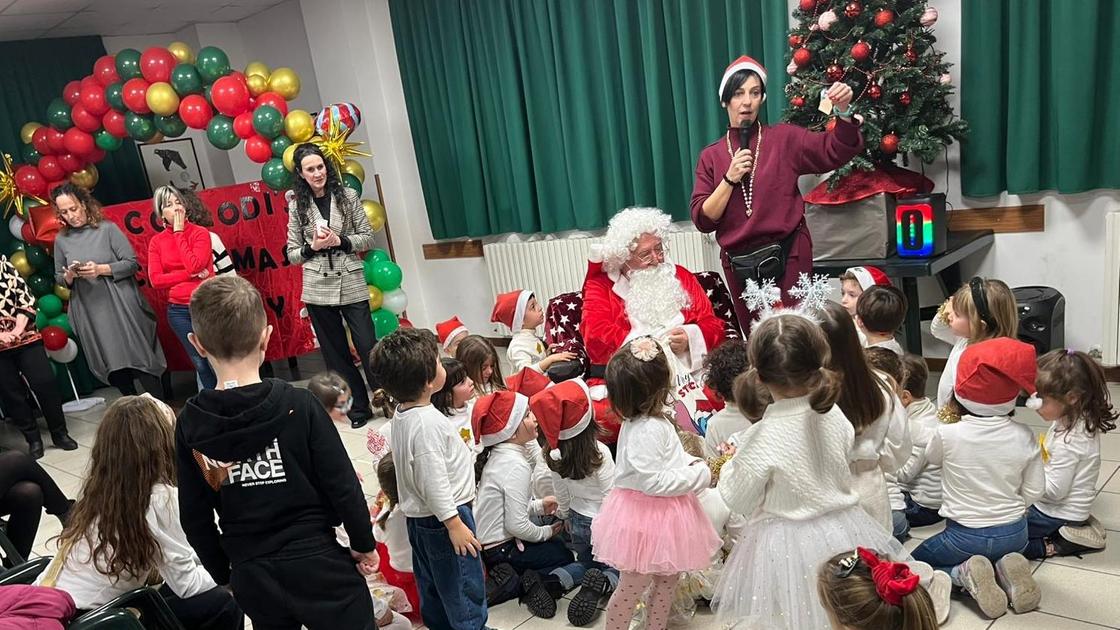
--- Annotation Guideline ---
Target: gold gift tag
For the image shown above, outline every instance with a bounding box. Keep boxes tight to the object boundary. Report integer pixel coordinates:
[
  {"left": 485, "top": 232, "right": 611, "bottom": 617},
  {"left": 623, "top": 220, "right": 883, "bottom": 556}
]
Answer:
[{"left": 818, "top": 89, "right": 834, "bottom": 115}]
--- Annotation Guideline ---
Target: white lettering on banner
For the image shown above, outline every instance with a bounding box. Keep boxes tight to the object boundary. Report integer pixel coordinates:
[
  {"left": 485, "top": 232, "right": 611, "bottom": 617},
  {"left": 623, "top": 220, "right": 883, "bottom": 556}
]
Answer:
[{"left": 209, "top": 439, "right": 287, "bottom": 488}]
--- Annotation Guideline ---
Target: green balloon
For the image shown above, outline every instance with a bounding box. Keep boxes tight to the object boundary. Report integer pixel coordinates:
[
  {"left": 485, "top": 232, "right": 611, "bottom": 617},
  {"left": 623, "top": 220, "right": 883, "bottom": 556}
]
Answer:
[
  {"left": 154, "top": 114, "right": 187, "bottom": 138},
  {"left": 95, "top": 129, "right": 123, "bottom": 151},
  {"left": 46, "top": 98, "right": 72, "bottom": 130},
  {"left": 371, "top": 308, "right": 400, "bottom": 337},
  {"left": 35, "top": 311, "right": 49, "bottom": 330},
  {"left": 270, "top": 135, "right": 292, "bottom": 158},
  {"left": 36, "top": 294, "right": 63, "bottom": 318},
  {"left": 125, "top": 112, "right": 156, "bottom": 141},
  {"left": 341, "top": 173, "right": 363, "bottom": 197},
  {"left": 48, "top": 313, "right": 72, "bottom": 337},
  {"left": 170, "top": 63, "right": 203, "bottom": 95},
  {"left": 6, "top": 241, "right": 24, "bottom": 256},
  {"left": 364, "top": 249, "right": 390, "bottom": 264},
  {"left": 261, "top": 158, "right": 293, "bottom": 191},
  {"left": 203, "top": 84, "right": 213, "bottom": 103},
  {"left": 21, "top": 143, "right": 41, "bottom": 165},
  {"left": 196, "top": 46, "right": 231, "bottom": 83},
  {"left": 369, "top": 260, "right": 403, "bottom": 291},
  {"left": 28, "top": 273, "right": 53, "bottom": 297},
  {"left": 206, "top": 115, "right": 239, "bottom": 150},
  {"left": 115, "top": 48, "right": 143, "bottom": 80},
  {"left": 23, "top": 244, "right": 49, "bottom": 270},
  {"left": 105, "top": 83, "right": 125, "bottom": 112},
  {"left": 252, "top": 105, "right": 284, "bottom": 139}
]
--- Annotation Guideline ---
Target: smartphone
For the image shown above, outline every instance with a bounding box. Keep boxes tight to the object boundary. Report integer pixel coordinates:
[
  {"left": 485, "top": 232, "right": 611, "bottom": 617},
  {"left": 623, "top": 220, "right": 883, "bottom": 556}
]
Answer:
[
  {"left": 68, "top": 261, "right": 83, "bottom": 271},
  {"left": 314, "top": 218, "right": 329, "bottom": 237}
]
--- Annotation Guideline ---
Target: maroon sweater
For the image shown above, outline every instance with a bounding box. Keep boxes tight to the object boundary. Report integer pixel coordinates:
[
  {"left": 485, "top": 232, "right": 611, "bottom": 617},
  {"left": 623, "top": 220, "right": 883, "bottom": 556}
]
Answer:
[{"left": 689, "top": 119, "right": 864, "bottom": 252}]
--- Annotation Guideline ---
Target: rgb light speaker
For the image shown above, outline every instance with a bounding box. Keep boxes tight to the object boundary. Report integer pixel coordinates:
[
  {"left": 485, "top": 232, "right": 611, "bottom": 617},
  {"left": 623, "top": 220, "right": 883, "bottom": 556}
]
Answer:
[{"left": 889, "top": 193, "right": 947, "bottom": 257}]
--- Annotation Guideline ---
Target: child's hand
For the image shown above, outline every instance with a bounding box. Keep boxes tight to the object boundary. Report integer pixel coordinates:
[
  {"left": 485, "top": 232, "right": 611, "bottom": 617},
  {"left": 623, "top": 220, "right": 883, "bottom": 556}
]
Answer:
[
  {"left": 542, "top": 351, "right": 577, "bottom": 369},
  {"left": 448, "top": 519, "right": 482, "bottom": 557},
  {"left": 541, "top": 496, "right": 558, "bottom": 515},
  {"left": 351, "top": 549, "right": 380, "bottom": 575},
  {"left": 550, "top": 521, "right": 565, "bottom": 538},
  {"left": 718, "top": 442, "right": 737, "bottom": 457}
]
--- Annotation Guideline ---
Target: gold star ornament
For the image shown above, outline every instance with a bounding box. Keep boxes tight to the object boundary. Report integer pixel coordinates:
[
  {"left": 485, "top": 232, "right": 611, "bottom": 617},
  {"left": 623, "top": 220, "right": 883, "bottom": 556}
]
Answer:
[
  {"left": 311, "top": 115, "right": 371, "bottom": 171},
  {"left": 0, "top": 153, "right": 46, "bottom": 219}
]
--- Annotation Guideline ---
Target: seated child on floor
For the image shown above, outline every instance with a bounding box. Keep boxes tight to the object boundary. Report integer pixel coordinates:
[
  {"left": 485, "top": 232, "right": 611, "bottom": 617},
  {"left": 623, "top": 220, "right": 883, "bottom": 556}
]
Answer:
[
  {"left": 864, "top": 347, "right": 913, "bottom": 543},
  {"left": 492, "top": 289, "right": 576, "bottom": 374},
  {"left": 701, "top": 339, "right": 753, "bottom": 458},
  {"left": 373, "top": 454, "right": 420, "bottom": 616},
  {"left": 856, "top": 285, "right": 907, "bottom": 355},
  {"left": 432, "top": 358, "right": 479, "bottom": 452},
  {"left": 892, "top": 354, "right": 945, "bottom": 530},
  {"left": 436, "top": 316, "right": 470, "bottom": 357},
  {"left": 818, "top": 548, "right": 938, "bottom": 630}
]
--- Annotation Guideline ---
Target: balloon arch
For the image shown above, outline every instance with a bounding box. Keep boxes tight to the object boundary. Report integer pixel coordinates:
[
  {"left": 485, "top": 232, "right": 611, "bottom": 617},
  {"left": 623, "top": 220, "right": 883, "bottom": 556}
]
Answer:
[{"left": 0, "top": 42, "right": 407, "bottom": 369}]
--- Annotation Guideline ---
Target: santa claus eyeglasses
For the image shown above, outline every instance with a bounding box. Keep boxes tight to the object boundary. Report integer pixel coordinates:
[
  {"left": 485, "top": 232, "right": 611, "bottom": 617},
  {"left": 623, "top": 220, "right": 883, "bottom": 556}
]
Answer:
[{"left": 632, "top": 242, "right": 669, "bottom": 266}]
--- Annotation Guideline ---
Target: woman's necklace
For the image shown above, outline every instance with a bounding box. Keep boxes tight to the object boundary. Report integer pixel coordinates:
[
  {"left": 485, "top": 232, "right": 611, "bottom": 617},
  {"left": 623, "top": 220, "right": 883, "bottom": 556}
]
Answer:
[{"left": 725, "top": 122, "right": 763, "bottom": 217}]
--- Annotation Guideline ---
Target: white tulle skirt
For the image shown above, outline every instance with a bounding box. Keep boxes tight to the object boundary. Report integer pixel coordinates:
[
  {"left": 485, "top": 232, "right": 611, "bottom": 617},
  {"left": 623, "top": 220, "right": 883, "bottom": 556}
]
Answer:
[{"left": 712, "top": 505, "right": 909, "bottom": 630}]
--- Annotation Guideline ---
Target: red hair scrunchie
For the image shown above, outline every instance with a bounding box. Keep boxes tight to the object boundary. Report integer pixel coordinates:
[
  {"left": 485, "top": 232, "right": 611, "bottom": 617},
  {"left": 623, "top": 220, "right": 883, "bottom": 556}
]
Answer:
[{"left": 856, "top": 547, "right": 920, "bottom": 607}]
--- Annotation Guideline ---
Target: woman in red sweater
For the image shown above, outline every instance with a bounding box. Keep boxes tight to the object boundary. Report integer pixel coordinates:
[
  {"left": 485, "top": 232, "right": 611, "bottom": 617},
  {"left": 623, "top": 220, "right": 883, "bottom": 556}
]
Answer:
[{"left": 147, "top": 185, "right": 216, "bottom": 389}]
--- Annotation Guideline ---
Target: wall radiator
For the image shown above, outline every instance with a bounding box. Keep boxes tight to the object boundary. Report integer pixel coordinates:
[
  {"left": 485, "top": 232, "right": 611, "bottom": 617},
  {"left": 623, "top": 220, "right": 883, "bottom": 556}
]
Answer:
[
  {"left": 1103, "top": 213, "right": 1120, "bottom": 365},
  {"left": 484, "top": 229, "right": 721, "bottom": 333}
]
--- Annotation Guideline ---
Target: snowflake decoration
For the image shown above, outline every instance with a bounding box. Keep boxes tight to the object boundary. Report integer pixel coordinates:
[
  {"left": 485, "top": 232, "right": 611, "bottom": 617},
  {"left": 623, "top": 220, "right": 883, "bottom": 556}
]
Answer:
[
  {"left": 788, "top": 273, "right": 833, "bottom": 314},
  {"left": 741, "top": 278, "right": 782, "bottom": 315}
]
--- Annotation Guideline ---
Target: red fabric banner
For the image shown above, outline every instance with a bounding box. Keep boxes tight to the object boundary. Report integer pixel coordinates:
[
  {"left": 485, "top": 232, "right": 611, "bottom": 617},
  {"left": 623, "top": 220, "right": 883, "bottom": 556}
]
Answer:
[{"left": 102, "top": 181, "right": 315, "bottom": 371}]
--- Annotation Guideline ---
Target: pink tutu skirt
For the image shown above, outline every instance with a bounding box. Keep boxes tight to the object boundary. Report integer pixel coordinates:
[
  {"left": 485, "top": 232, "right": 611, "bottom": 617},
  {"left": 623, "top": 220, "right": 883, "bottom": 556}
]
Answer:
[{"left": 591, "top": 488, "right": 721, "bottom": 575}]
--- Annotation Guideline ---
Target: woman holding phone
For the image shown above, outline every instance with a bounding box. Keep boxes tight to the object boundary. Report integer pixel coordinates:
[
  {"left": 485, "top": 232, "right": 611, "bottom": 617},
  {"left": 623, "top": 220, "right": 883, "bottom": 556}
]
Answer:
[{"left": 285, "top": 143, "right": 379, "bottom": 428}]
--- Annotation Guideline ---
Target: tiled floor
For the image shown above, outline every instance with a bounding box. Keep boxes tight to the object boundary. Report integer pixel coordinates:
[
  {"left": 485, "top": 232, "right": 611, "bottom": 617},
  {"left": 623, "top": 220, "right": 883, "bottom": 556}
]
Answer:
[{"left": 11, "top": 376, "right": 1120, "bottom": 629}]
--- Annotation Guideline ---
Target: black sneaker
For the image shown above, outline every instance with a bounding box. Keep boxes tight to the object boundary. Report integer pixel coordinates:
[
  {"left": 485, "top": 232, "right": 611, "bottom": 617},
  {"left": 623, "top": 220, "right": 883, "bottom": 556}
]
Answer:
[
  {"left": 348, "top": 409, "right": 372, "bottom": 429},
  {"left": 1050, "top": 532, "right": 1101, "bottom": 558},
  {"left": 485, "top": 562, "right": 519, "bottom": 606},
  {"left": 519, "top": 570, "right": 557, "bottom": 618},
  {"left": 568, "top": 568, "right": 611, "bottom": 626}
]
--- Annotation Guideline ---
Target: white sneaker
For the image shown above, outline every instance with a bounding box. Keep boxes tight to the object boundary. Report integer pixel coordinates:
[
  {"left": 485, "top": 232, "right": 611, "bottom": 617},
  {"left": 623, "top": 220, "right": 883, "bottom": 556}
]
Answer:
[
  {"left": 994, "top": 553, "right": 1041, "bottom": 613},
  {"left": 958, "top": 555, "right": 1008, "bottom": 618},
  {"left": 928, "top": 570, "right": 952, "bottom": 625},
  {"left": 1060, "top": 520, "right": 1107, "bottom": 550}
]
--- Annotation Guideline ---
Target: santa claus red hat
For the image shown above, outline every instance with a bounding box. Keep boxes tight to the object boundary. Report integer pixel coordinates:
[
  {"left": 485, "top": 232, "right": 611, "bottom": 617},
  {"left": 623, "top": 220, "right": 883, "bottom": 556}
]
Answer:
[
  {"left": 719, "top": 55, "right": 768, "bottom": 100},
  {"left": 530, "top": 378, "right": 593, "bottom": 461},
  {"left": 506, "top": 367, "right": 552, "bottom": 398},
  {"left": 846, "top": 266, "right": 891, "bottom": 290},
  {"left": 955, "top": 337, "right": 1037, "bottom": 417},
  {"left": 472, "top": 390, "right": 530, "bottom": 447},
  {"left": 491, "top": 289, "right": 534, "bottom": 331},
  {"left": 435, "top": 316, "right": 469, "bottom": 350}
]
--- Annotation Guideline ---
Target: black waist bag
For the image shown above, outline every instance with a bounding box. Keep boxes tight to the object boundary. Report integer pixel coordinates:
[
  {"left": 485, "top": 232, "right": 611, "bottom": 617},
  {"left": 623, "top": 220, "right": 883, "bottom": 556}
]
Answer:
[{"left": 727, "top": 228, "right": 799, "bottom": 284}]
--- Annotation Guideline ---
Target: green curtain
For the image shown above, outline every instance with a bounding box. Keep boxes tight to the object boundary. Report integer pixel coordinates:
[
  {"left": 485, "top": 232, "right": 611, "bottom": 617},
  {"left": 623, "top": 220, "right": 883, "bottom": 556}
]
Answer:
[
  {"left": 961, "top": 0, "right": 1120, "bottom": 197},
  {"left": 389, "top": 0, "right": 789, "bottom": 239}
]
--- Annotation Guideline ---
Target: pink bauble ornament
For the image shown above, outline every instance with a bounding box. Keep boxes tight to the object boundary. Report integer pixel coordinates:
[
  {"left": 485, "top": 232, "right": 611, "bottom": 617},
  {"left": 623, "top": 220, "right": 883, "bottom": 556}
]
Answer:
[
  {"left": 920, "top": 6, "right": 939, "bottom": 27},
  {"left": 939, "top": 73, "right": 952, "bottom": 85},
  {"left": 787, "top": 61, "right": 799, "bottom": 76},
  {"left": 818, "top": 10, "right": 838, "bottom": 31}
]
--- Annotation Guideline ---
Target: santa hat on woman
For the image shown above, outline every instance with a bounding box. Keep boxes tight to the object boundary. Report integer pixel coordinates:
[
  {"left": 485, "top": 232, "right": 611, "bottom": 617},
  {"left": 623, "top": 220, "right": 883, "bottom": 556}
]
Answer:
[
  {"left": 719, "top": 55, "right": 768, "bottom": 100},
  {"left": 506, "top": 367, "right": 552, "bottom": 398},
  {"left": 846, "top": 265, "right": 891, "bottom": 290},
  {"left": 529, "top": 378, "right": 593, "bottom": 461},
  {"left": 954, "top": 337, "right": 1037, "bottom": 417},
  {"left": 491, "top": 289, "right": 534, "bottom": 331},
  {"left": 472, "top": 390, "right": 530, "bottom": 447},
  {"left": 435, "top": 316, "right": 469, "bottom": 351}
]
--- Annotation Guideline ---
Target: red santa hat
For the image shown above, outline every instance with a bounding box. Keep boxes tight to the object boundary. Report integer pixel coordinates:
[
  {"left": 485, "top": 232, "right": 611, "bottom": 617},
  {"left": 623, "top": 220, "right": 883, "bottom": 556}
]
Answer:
[
  {"left": 955, "top": 337, "right": 1037, "bottom": 417},
  {"left": 472, "top": 390, "right": 530, "bottom": 447},
  {"left": 846, "top": 266, "right": 891, "bottom": 290},
  {"left": 491, "top": 289, "right": 534, "bottom": 331},
  {"left": 506, "top": 367, "right": 552, "bottom": 398},
  {"left": 435, "top": 316, "right": 469, "bottom": 350},
  {"left": 719, "top": 55, "right": 768, "bottom": 100},
  {"left": 529, "top": 378, "right": 593, "bottom": 461}
]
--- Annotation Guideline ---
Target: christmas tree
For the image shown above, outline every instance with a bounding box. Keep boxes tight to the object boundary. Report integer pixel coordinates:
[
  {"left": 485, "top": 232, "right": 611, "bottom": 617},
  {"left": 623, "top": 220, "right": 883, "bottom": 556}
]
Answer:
[{"left": 784, "top": 0, "right": 968, "bottom": 187}]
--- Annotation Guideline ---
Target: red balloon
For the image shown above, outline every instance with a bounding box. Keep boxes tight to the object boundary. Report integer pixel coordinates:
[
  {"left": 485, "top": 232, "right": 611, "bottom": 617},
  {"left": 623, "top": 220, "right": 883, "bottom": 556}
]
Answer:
[
  {"left": 80, "top": 81, "right": 110, "bottom": 116},
  {"left": 32, "top": 127, "right": 53, "bottom": 155},
  {"left": 38, "top": 156, "right": 64, "bottom": 180},
  {"left": 93, "top": 54, "right": 120, "bottom": 87},
  {"left": 233, "top": 111, "right": 255, "bottom": 139},
  {"left": 44, "top": 180, "right": 66, "bottom": 197},
  {"left": 102, "top": 110, "right": 127, "bottom": 138},
  {"left": 70, "top": 104, "right": 101, "bottom": 133},
  {"left": 20, "top": 222, "right": 36, "bottom": 244},
  {"left": 14, "top": 165, "right": 46, "bottom": 197},
  {"left": 87, "top": 148, "right": 107, "bottom": 163},
  {"left": 255, "top": 92, "right": 288, "bottom": 116},
  {"left": 211, "top": 75, "right": 250, "bottom": 117},
  {"left": 41, "top": 326, "right": 68, "bottom": 351},
  {"left": 62, "top": 80, "right": 82, "bottom": 106},
  {"left": 244, "top": 135, "right": 272, "bottom": 163},
  {"left": 122, "top": 77, "right": 151, "bottom": 114},
  {"left": 247, "top": 96, "right": 257, "bottom": 110},
  {"left": 63, "top": 128, "right": 95, "bottom": 156},
  {"left": 46, "top": 128, "right": 66, "bottom": 154},
  {"left": 57, "top": 153, "right": 83, "bottom": 173},
  {"left": 140, "top": 46, "right": 177, "bottom": 83},
  {"left": 178, "top": 94, "right": 213, "bottom": 129}
]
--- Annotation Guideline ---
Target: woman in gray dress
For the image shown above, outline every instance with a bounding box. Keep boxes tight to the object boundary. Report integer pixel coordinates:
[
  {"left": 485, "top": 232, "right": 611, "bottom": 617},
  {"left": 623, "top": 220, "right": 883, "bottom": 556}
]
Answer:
[{"left": 50, "top": 183, "right": 166, "bottom": 396}]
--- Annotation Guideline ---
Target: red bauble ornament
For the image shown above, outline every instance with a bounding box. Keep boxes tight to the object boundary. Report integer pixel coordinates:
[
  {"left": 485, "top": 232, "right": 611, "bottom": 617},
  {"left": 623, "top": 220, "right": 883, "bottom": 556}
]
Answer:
[
  {"left": 793, "top": 48, "right": 812, "bottom": 67},
  {"left": 799, "top": 0, "right": 815, "bottom": 11},
  {"left": 791, "top": 96, "right": 805, "bottom": 107},
  {"left": 905, "top": 46, "right": 918, "bottom": 63},
  {"left": 850, "top": 42, "right": 870, "bottom": 62},
  {"left": 826, "top": 64, "right": 845, "bottom": 82},
  {"left": 826, "top": 117, "right": 838, "bottom": 132},
  {"left": 899, "top": 91, "right": 911, "bottom": 106},
  {"left": 844, "top": 1, "right": 862, "bottom": 19},
  {"left": 880, "top": 133, "right": 899, "bottom": 153},
  {"left": 789, "top": 34, "right": 802, "bottom": 48},
  {"left": 874, "top": 9, "right": 894, "bottom": 27},
  {"left": 867, "top": 84, "right": 882, "bottom": 100}
]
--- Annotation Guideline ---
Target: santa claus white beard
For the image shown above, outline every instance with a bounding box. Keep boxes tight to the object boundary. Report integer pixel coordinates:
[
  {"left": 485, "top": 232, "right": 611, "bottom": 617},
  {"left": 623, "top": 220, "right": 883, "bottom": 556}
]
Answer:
[{"left": 624, "top": 263, "right": 690, "bottom": 331}]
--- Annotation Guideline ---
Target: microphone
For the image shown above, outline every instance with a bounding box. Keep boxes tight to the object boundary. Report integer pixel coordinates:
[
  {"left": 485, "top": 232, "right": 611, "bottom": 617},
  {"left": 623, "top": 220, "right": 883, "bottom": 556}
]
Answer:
[{"left": 739, "top": 117, "right": 750, "bottom": 155}]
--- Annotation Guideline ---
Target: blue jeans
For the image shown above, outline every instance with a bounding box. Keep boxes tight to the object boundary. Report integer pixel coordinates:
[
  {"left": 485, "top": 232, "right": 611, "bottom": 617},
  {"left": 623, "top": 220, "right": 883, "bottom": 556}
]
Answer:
[
  {"left": 892, "top": 510, "right": 911, "bottom": 543},
  {"left": 568, "top": 511, "right": 619, "bottom": 587},
  {"left": 1024, "top": 505, "right": 1084, "bottom": 559},
  {"left": 167, "top": 304, "right": 217, "bottom": 390},
  {"left": 911, "top": 518, "right": 1028, "bottom": 582},
  {"left": 903, "top": 492, "right": 945, "bottom": 527},
  {"left": 406, "top": 505, "right": 488, "bottom": 630}
]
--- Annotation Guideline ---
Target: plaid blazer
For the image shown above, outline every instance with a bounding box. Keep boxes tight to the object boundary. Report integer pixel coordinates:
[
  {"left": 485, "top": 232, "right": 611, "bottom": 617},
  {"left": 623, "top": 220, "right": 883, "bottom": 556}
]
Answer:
[{"left": 285, "top": 188, "right": 375, "bottom": 306}]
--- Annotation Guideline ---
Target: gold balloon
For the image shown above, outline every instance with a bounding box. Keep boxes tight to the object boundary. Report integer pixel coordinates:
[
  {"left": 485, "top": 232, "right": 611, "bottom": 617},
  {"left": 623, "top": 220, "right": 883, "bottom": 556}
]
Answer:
[
  {"left": 284, "top": 109, "right": 314, "bottom": 143},
  {"left": 69, "top": 164, "right": 99, "bottom": 189},
  {"left": 246, "top": 74, "right": 268, "bottom": 97},
  {"left": 167, "top": 41, "right": 194, "bottom": 64},
  {"left": 145, "top": 82, "right": 180, "bottom": 117},
  {"left": 341, "top": 159, "right": 366, "bottom": 184},
  {"left": 10, "top": 251, "right": 32, "bottom": 278},
  {"left": 268, "top": 67, "right": 301, "bottom": 101},
  {"left": 368, "top": 286, "right": 383, "bottom": 311},
  {"left": 362, "top": 199, "right": 386, "bottom": 232},
  {"left": 54, "top": 284, "right": 70, "bottom": 301},
  {"left": 20, "top": 122, "right": 42, "bottom": 145},
  {"left": 245, "top": 61, "right": 270, "bottom": 79},
  {"left": 282, "top": 143, "right": 298, "bottom": 172}
]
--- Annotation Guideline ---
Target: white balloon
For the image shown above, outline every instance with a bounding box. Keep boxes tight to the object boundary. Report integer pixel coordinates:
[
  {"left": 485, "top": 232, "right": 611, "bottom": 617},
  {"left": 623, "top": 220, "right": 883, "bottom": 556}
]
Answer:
[
  {"left": 381, "top": 288, "right": 408, "bottom": 315},
  {"left": 9, "top": 215, "right": 25, "bottom": 241},
  {"left": 47, "top": 338, "right": 78, "bottom": 363}
]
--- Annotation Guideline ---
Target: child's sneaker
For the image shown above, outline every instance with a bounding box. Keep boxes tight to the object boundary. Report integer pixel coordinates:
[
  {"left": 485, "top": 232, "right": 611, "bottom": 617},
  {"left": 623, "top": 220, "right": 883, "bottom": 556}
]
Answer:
[
  {"left": 994, "top": 553, "right": 1041, "bottom": 613},
  {"left": 520, "top": 570, "right": 558, "bottom": 618},
  {"left": 958, "top": 555, "right": 1007, "bottom": 618},
  {"left": 928, "top": 570, "right": 952, "bottom": 625},
  {"left": 1059, "top": 520, "right": 1107, "bottom": 550},
  {"left": 568, "top": 568, "right": 611, "bottom": 626}
]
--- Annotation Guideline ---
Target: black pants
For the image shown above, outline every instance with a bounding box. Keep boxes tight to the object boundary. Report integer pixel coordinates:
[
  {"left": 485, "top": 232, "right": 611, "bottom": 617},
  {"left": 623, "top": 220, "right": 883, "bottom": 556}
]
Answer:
[
  {"left": 306, "top": 301, "right": 378, "bottom": 417},
  {"left": 106, "top": 368, "right": 163, "bottom": 398},
  {"left": 230, "top": 537, "right": 375, "bottom": 630},
  {"left": 0, "top": 342, "right": 69, "bottom": 443},
  {"left": 158, "top": 584, "right": 244, "bottom": 630},
  {"left": 0, "top": 450, "right": 71, "bottom": 560}
]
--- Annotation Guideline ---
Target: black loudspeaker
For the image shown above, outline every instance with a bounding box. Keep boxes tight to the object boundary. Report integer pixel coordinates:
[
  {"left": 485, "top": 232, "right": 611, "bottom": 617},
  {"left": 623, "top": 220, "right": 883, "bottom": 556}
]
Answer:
[
  {"left": 888, "top": 193, "right": 948, "bottom": 257},
  {"left": 1013, "top": 286, "right": 1065, "bottom": 356}
]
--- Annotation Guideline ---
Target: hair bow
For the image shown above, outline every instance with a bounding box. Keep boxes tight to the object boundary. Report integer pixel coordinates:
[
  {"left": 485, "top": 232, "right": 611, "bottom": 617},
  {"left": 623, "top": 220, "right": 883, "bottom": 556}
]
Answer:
[
  {"left": 630, "top": 336, "right": 660, "bottom": 362},
  {"left": 857, "top": 547, "right": 919, "bottom": 607}
]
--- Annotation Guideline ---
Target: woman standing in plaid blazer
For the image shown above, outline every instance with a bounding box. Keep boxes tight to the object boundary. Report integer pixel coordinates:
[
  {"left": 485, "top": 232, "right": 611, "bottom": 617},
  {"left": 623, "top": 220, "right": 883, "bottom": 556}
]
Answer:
[{"left": 286, "top": 144, "right": 379, "bottom": 428}]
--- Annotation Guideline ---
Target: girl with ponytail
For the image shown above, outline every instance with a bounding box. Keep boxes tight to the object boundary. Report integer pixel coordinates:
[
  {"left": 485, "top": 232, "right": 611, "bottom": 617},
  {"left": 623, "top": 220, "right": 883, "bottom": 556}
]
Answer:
[{"left": 818, "top": 548, "right": 940, "bottom": 630}]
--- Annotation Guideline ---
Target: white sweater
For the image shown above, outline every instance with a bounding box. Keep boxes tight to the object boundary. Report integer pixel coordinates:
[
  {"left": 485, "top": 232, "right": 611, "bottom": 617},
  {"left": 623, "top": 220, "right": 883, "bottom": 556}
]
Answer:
[
  {"left": 849, "top": 375, "right": 911, "bottom": 468},
  {"left": 373, "top": 507, "right": 412, "bottom": 573},
  {"left": 926, "top": 414, "right": 1045, "bottom": 528},
  {"left": 703, "top": 406, "right": 753, "bottom": 458},
  {"left": 551, "top": 441, "right": 616, "bottom": 518},
  {"left": 1035, "top": 421, "right": 1101, "bottom": 522},
  {"left": 869, "top": 337, "right": 904, "bottom": 355},
  {"left": 718, "top": 397, "right": 859, "bottom": 521},
  {"left": 39, "top": 484, "right": 217, "bottom": 609},
  {"left": 475, "top": 443, "right": 551, "bottom": 546},
  {"left": 391, "top": 404, "right": 476, "bottom": 521},
  {"left": 507, "top": 329, "right": 547, "bottom": 373},
  {"left": 614, "top": 416, "right": 709, "bottom": 497},
  {"left": 930, "top": 315, "right": 969, "bottom": 408},
  {"left": 894, "top": 398, "right": 944, "bottom": 509}
]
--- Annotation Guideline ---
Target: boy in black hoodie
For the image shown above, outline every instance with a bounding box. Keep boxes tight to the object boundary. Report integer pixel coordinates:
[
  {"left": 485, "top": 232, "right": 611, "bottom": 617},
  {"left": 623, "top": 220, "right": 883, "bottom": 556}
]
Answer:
[{"left": 176, "top": 275, "right": 378, "bottom": 629}]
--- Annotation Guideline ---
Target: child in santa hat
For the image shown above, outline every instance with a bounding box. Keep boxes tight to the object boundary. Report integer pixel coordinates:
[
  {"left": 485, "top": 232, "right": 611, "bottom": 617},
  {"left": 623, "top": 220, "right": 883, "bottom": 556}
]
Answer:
[
  {"left": 507, "top": 366, "right": 559, "bottom": 501},
  {"left": 436, "top": 316, "right": 470, "bottom": 357},
  {"left": 530, "top": 379, "right": 619, "bottom": 627},
  {"left": 840, "top": 266, "right": 892, "bottom": 316},
  {"left": 492, "top": 289, "right": 576, "bottom": 374},
  {"left": 471, "top": 390, "right": 582, "bottom": 619},
  {"left": 911, "top": 337, "right": 1045, "bottom": 619}
]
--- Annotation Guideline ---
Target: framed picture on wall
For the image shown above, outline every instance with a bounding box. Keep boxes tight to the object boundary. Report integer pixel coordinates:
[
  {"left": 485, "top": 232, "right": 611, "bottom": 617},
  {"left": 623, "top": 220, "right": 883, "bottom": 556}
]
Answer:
[{"left": 138, "top": 138, "right": 205, "bottom": 192}]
